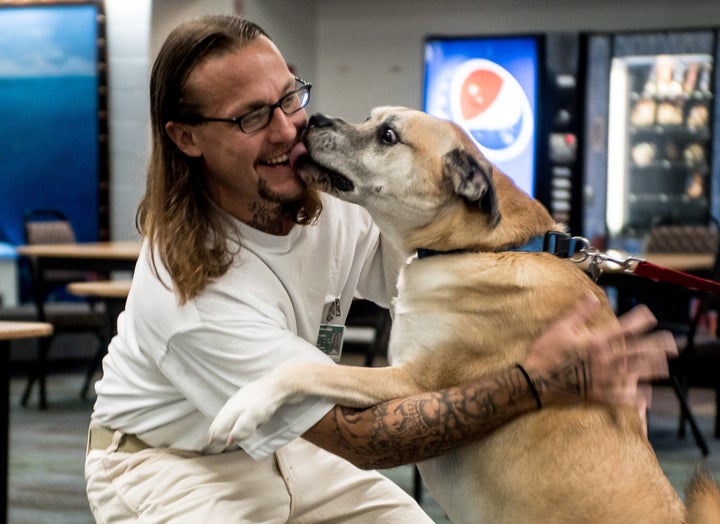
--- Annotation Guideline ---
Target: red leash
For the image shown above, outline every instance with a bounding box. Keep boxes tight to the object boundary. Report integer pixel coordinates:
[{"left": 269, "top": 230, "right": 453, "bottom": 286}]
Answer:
[
  {"left": 522, "top": 233, "right": 720, "bottom": 296},
  {"left": 554, "top": 235, "right": 720, "bottom": 296},
  {"left": 630, "top": 260, "right": 720, "bottom": 295}
]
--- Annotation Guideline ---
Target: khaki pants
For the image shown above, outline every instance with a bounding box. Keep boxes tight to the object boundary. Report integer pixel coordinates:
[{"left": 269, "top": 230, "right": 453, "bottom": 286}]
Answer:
[{"left": 85, "top": 431, "right": 433, "bottom": 523}]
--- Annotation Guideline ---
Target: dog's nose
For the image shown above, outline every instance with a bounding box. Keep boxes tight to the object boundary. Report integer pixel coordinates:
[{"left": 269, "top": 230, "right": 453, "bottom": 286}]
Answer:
[{"left": 308, "top": 113, "right": 333, "bottom": 129}]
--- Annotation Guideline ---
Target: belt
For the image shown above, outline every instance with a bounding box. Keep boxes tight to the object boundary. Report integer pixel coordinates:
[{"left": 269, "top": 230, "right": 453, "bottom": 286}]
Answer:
[{"left": 88, "top": 425, "right": 150, "bottom": 453}]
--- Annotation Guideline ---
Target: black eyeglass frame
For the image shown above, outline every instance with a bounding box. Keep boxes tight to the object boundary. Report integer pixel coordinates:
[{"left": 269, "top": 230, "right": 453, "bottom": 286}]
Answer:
[{"left": 184, "top": 77, "right": 312, "bottom": 134}]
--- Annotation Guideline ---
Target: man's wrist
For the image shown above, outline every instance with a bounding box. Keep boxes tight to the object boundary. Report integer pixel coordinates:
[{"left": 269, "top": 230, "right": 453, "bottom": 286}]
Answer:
[
  {"left": 515, "top": 364, "right": 542, "bottom": 410},
  {"left": 523, "top": 357, "right": 592, "bottom": 408}
]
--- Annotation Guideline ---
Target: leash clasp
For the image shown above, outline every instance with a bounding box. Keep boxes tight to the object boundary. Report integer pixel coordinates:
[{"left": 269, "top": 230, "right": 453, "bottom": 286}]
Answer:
[{"left": 569, "top": 237, "right": 646, "bottom": 281}]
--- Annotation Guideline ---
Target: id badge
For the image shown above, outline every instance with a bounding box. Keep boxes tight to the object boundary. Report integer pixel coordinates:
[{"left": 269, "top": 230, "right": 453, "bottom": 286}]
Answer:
[{"left": 317, "top": 324, "right": 345, "bottom": 362}]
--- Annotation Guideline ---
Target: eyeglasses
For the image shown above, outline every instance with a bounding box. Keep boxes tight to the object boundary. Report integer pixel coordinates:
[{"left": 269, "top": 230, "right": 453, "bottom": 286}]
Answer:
[{"left": 186, "top": 77, "right": 312, "bottom": 134}]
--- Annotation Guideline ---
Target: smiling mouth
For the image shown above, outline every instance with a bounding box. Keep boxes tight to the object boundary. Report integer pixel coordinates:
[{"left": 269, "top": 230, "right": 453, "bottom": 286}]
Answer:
[{"left": 261, "top": 152, "right": 291, "bottom": 167}]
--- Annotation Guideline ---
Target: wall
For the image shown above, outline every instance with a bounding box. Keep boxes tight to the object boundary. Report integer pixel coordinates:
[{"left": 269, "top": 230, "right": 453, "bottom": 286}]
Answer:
[
  {"left": 242, "top": 0, "right": 316, "bottom": 83},
  {"left": 312, "top": 0, "right": 720, "bottom": 122},
  {"left": 150, "top": 0, "right": 233, "bottom": 57},
  {"left": 105, "top": 0, "right": 152, "bottom": 241},
  {"left": 105, "top": 0, "right": 237, "bottom": 241},
  {"left": 149, "top": 0, "right": 315, "bottom": 82}
]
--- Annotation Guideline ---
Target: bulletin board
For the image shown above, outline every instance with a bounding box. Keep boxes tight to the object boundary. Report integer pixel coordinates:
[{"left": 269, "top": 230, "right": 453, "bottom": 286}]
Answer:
[{"left": 0, "top": 0, "right": 109, "bottom": 246}]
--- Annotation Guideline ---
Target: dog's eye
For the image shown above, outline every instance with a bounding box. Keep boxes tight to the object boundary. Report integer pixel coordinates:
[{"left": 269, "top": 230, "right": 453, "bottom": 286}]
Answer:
[{"left": 380, "top": 126, "right": 398, "bottom": 145}]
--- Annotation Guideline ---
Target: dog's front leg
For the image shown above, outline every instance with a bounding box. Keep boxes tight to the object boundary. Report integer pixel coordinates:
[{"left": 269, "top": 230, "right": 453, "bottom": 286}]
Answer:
[{"left": 207, "top": 362, "right": 420, "bottom": 446}]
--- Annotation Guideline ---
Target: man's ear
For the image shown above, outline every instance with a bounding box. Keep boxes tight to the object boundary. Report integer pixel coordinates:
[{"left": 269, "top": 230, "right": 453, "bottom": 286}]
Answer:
[
  {"left": 165, "top": 121, "right": 203, "bottom": 158},
  {"left": 442, "top": 148, "right": 501, "bottom": 227}
]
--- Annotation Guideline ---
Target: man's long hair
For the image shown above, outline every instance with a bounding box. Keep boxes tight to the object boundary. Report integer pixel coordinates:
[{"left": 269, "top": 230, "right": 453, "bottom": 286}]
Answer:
[{"left": 136, "top": 15, "right": 321, "bottom": 304}]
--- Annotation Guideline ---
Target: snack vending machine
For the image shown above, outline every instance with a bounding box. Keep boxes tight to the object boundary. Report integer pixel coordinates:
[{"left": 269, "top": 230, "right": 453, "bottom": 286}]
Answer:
[{"left": 583, "top": 30, "right": 720, "bottom": 252}]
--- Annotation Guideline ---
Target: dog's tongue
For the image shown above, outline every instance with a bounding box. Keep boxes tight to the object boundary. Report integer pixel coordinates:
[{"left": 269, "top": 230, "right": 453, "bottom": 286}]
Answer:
[{"left": 289, "top": 141, "right": 308, "bottom": 168}]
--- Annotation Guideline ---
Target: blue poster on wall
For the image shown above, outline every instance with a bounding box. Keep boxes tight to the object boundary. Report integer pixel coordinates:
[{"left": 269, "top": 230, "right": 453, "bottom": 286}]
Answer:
[
  {"left": 424, "top": 36, "right": 539, "bottom": 198},
  {"left": 0, "top": 4, "right": 99, "bottom": 245}
]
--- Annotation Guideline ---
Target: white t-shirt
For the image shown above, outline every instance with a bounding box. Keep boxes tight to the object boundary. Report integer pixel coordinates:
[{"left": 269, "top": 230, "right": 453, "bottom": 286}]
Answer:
[{"left": 90, "top": 195, "right": 403, "bottom": 459}]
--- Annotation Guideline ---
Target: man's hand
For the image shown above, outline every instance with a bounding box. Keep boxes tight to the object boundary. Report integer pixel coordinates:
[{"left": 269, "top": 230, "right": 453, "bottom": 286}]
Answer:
[{"left": 522, "top": 294, "right": 678, "bottom": 412}]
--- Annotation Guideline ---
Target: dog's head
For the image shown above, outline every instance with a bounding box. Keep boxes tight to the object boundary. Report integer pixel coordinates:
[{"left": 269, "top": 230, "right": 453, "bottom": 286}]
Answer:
[{"left": 292, "top": 106, "right": 556, "bottom": 253}]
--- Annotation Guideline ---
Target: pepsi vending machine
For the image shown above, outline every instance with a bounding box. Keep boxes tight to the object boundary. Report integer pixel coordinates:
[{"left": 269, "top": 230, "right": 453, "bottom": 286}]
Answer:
[
  {"left": 583, "top": 29, "right": 720, "bottom": 252},
  {"left": 423, "top": 33, "right": 585, "bottom": 234}
]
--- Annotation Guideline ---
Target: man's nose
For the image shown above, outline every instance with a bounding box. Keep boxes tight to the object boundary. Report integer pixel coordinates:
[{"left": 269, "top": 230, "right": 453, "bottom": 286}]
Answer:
[{"left": 268, "top": 106, "right": 302, "bottom": 140}]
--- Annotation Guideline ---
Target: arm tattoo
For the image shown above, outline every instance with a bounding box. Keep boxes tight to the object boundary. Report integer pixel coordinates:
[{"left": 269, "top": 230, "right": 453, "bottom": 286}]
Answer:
[
  {"left": 327, "top": 366, "right": 542, "bottom": 469},
  {"left": 318, "top": 360, "right": 595, "bottom": 469}
]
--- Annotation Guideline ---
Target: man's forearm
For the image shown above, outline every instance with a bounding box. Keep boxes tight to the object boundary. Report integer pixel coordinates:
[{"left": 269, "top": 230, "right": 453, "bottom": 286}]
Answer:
[{"left": 306, "top": 364, "right": 551, "bottom": 469}]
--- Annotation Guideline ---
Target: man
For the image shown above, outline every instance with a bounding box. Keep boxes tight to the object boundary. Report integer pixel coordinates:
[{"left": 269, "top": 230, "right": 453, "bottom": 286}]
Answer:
[{"left": 85, "top": 15, "right": 675, "bottom": 523}]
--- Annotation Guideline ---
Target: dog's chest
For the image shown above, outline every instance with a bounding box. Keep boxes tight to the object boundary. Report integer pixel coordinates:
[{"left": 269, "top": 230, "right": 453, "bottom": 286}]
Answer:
[
  {"left": 388, "top": 253, "right": 594, "bottom": 367},
  {"left": 393, "top": 253, "right": 530, "bottom": 314},
  {"left": 389, "top": 255, "right": 525, "bottom": 364}
]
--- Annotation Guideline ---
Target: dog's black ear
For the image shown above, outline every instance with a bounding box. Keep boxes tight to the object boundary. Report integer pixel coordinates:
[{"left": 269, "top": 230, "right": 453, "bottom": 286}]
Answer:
[{"left": 443, "top": 148, "right": 501, "bottom": 227}]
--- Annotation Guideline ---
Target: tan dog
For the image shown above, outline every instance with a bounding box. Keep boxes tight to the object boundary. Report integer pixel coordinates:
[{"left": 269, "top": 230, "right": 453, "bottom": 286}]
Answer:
[{"left": 209, "top": 107, "right": 720, "bottom": 523}]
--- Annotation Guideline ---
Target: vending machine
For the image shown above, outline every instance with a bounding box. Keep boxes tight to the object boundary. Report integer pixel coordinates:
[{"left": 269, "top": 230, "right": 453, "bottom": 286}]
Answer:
[
  {"left": 423, "top": 33, "right": 586, "bottom": 234},
  {"left": 583, "top": 30, "right": 719, "bottom": 252}
]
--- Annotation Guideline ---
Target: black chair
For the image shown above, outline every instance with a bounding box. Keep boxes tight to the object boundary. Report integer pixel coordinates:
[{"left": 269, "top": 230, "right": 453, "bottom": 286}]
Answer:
[
  {"left": 344, "top": 299, "right": 392, "bottom": 368},
  {"left": 17, "top": 209, "right": 106, "bottom": 408},
  {"left": 643, "top": 220, "right": 720, "bottom": 454},
  {"left": 662, "top": 226, "right": 720, "bottom": 442}
]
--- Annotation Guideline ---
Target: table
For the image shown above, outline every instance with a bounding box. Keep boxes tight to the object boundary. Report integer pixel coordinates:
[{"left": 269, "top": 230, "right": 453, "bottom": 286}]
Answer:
[
  {"left": 16, "top": 241, "right": 141, "bottom": 274},
  {"left": 67, "top": 280, "right": 132, "bottom": 300},
  {"left": 640, "top": 253, "right": 715, "bottom": 273},
  {"left": 15, "top": 242, "right": 141, "bottom": 407},
  {"left": 66, "top": 280, "right": 132, "bottom": 398},
  {"left": 0, "top": 321, "right": 53, "bottom": 524},
  {"left": 597, "top": 251, "right": 714, "bottom": 274},
  {"left": 15, "top": 241, "right": 140, "bottom": 319}
]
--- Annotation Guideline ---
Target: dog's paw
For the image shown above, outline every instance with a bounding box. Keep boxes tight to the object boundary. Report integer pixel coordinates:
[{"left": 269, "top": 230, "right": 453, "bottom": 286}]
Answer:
[{"left": 207, "top": 381, "right": 282, "bottom": 446}]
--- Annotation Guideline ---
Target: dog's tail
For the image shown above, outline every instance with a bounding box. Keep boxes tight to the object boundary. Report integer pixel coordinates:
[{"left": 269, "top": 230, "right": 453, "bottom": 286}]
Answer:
[{"left": 686, "top": 467, "right": 720, "bottom": 524}]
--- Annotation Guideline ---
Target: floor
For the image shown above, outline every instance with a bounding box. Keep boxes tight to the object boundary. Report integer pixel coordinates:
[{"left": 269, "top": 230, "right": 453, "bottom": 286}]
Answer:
[
  {"left": 9, "top": 373, "right": 95, "bottom": 524},
  {"left": 7, "top": 370, "right": 720, "bottom": 523}
]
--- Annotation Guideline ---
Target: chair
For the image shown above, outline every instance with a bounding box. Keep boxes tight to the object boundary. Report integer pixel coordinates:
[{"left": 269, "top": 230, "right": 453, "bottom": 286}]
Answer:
[
  {"left": 663, "top": 226, "right": 720, "bottom": 442},
  {"left": 17, "top": 209, "right": 106, "bottom": 408},
  {"left": 344, "top": 299, "right": 391, "bottom": 367},
  {"left": 643, "top": 220, "right": 720, "bottom": 331},
  {"left": 644, "top": 220, "right": 720, "bottom": 453},
  {"left": 645, "top": 222, "right": 720, "bottom": 255}
]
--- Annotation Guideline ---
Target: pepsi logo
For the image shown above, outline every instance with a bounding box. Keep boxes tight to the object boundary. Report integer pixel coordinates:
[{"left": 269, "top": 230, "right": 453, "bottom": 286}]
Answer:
[{"left": 449, "top": 59, "right": 534, "bottom": 162}]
